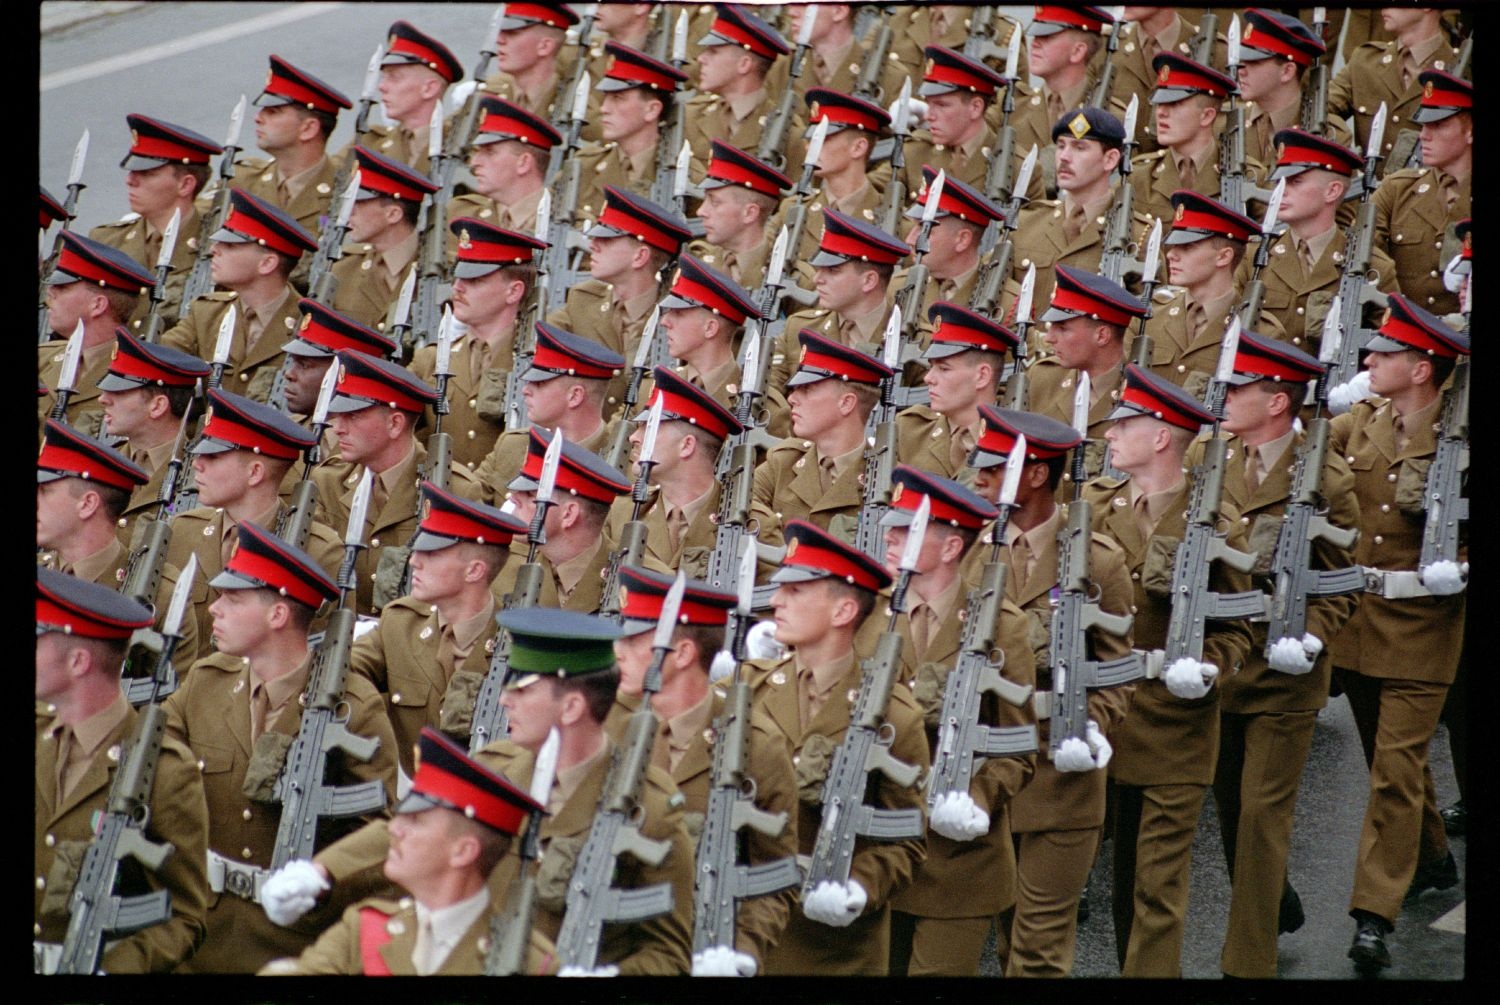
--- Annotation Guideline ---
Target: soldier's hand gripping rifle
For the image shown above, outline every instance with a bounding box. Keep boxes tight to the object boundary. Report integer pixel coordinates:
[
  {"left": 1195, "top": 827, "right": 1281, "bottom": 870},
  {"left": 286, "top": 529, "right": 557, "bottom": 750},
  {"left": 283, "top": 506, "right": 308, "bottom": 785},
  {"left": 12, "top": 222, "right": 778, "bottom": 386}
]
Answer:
[
  {"left": 1002, "top": 263, "right": 1037, "bottom": 409},
  {"left": 304, "top": 170, "right": 360, "bottom": 305},
  {"left": 139, "top": 208, "right": 181, "bottom": 344},
  {"left": 972, "top": 143, "right": 1037, "bottom": 313},
  {"left": 268, "top": 470, "right": 388, "bottom": 873},
  {"left": 1218, "top": 17, "right": 1275, "bottom": 216},
  {"left": 1161, "top": 321, "right": 1267, "bottom": 671},
  {"left": 1299, "top": 8, "right": 1331, "bottom": 135},
  {"left": 275, "top": 360, "right": 339, "bottom": 552},
  {"left": 692, "top": 541, "right": 800, "bottom": 959},
  {"left": 757, "top": 6, "right": 818, "bottom": 174},
  {"left": 54, "top": 561, "right": 197, "bottom": 975},
  {"left": 468, "top": 430, "right": 562, "bottom": 753},
  {"left": 1127, "top": 219, "right": 1163, "bottom": 367},
  {"left": 39, "top": 129, "right": 89, "bottom": 344},
  {"left": 1089, "top": 6, "right": 1128, "bottom": 109},
  {"left": 853, "top": 307, "right": 905, "bottom": 562},
  {"left": 48, "top": 321, "right": 85, "bottom": 422},
  {"left": 802, "top": 499, "right": 929, "bottom": 903},
  {"left": 1261, "top": 319, "right": 1364, "bottom": 657},
  {"left": 1325, "top": 104, "right": 1391, "bottom": 390},
  {"left": 600, "top": 398, "right": 664, "bottom": 620},
  {"left": 179, "top": 97, "right": 248, "bottom": 319},
  {"left": 1099, "top": 95, "right": 1146, "bottom": 285},
  {"left": 1417, "top": 340, "right": 1469, "bottom": 583},
  {"left": 485, "top": 726, "right": 559, "bottom": 974},
  {"left": 554, "top": 575, "right": 684, "bottom": 971},
  {"left": 542, "top": 73, "right": 593, "bottom": 315},
  {"left": 927, "top": 439, "right": 1038, "bottom": 810},
  {"left": 1236, "top": 176, "right": 1287, "bottom": 330},
  {"left": 1049, "top": 377, "right": 1142, "bottom": 753}
]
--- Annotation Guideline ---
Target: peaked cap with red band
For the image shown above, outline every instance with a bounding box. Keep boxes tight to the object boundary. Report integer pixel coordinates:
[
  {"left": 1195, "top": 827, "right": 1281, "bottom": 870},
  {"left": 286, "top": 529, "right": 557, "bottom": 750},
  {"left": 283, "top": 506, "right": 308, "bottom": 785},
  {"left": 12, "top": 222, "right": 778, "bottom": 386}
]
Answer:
[
  {"left": 920, "top": 45, "right": 1010, "bottom": 99},
  {"left": 508, "top": 427, "right": 631, "bottom": 504},
  {"left": 1108, "top": 363, "right": 1215, "bottom": 431},
  {"left": 1167, "top": 190, "right": 1258, "bottom": 245},
  {"left": 618, "top": 565, "right": 735, "bottom": 636},
  {"left": 46, "top": 231, "right": 155, "bottom": 294},
  {"left": 770, "top": 520, "right": 892, "bottom": 592},
  {"left": 971, "top": 405, "right": 1082, "bottom": 468},
  {"left": 1362, "top": 293, "right": 1470, "bottom": 358},
  {"left": 805, "top": 87, "right": 890, "bottom": 137},
  {"left": 211, "top": 188, "right": 318, "bottom": 257},
  {"left": 37, "top": 567, "right": 153, "bottom": 641},
  {"left": 398, "top": 728, "right": 543, "bottom": 835},
  {"left": 598, "top": 41, "right": 688, "bottom": 93},
  {"left": 1042, "top": 264, "right": 1145, "bottom": 327},
  {"left": 906, "top": 166, "right": 1004, "bottom": 225},
  {"left": 1150, "top": 53, "right": 1237, "bottom": 104},
  {"left": 924, "top": 301, "right": 1018, "bottom": 360},
  {"left": 787, "top": 329, "right": 895, "bottom": 388},
  {"left": 808, "top": 208, "right": 909, "bottom": 268},
  {"left": 327, "top": 350, "right": 438, "bottom": 415},
  {"left": 120, "top": 113, "right": 222, "bottom": 170},
  {"left": 497, "top": 2, "right": 578, "bottom": 32},
  {"left": 41, "top": 185, "right": 70, "bottom": 229},
  {"left": 98, "top": 327, "right": 210, "bottom": 392},
  {"left": 1240, "top": 9, "right": 1326, "bottom": 67},
  {"left": 473, "top": 96, "right": 562, "bottom": 150},
  {"left": 1227, "top": 327, "right": 1324, "bottom": 386},
  {"left": 354, "top": 145, "right": 439, "bottom": 203},
  {"left": 255, "top": 55, "right": 351, "bottom": 115},
  {"left": 1028, "top": 6, "right": 1114, "bottom": 36},
  {"left": 1270, "top": 127, "right": 1361, "bottom": 180},
  {"left": 702, "top": 140, "right": 791, "bottom": 198},
  {"left": 382, "top": 21, "right": 462, "bottom": 83},
  {"left": 698, "top": 4, "right": 790, "bottom": 60},
  {"left": 660, "top": 254, "right": 757, "bottom": 324},
  {"left": 881, "top": 465, "right": 998, "bottom": 531},
  {"left": 523, "top": 322, "right": 625, "bottom": 382},
  {"left": 449, "top": 217, "right": 548, "bottom": 279},
  {"left": 412, "top": 480, "right": 527, "bottom": 552},
  {"left": 285, "top": 299, "right": 397, "bottom": 359},
  {"left": 1412, "top": 70, "right": 1473, "bottom": 124},
  {"left": 640, "top": 366, "right": 744, "bottom": 441},
  {"left": 38, "top": 419, "right": 148, "bottom": 491},
  {"left": 585, "top": 187, "right": 692, "bottom": 255},
  {"left": 209, "top": 520, "right": 337, "bottom": 609},
  {"left": 191, "top": 388, "right": 316, "bottom": 459}
]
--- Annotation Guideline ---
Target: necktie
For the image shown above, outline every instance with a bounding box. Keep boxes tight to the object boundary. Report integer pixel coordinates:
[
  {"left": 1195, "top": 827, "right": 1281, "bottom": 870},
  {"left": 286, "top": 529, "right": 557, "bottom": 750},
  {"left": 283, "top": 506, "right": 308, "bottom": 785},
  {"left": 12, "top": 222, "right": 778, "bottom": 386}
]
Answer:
[
  {"left": 250, "top": 683, "right": 271, "bottom": 744},
  {"left": 666, "top": 506, "right": 688, "bottom": 554},
  {"left": 413, "top": 915, "right": 438, "bottom": 975},
  {"left": 1297, "top": 240, "right": 1316, "bottom": 275},
  {"left": 1064, "top": 201, "right": 1088, "bottom": 242},
  {"left": 1244, "top": 451, "right": 1262, "bottom": 495}
]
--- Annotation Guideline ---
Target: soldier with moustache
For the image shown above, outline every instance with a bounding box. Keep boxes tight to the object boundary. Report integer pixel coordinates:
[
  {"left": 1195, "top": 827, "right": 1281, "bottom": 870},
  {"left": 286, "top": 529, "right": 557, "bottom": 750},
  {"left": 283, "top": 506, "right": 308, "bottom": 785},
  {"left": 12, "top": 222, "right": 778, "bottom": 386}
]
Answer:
[{"left": 1014, "top": 7, "right": 1114, "bottom": 196}]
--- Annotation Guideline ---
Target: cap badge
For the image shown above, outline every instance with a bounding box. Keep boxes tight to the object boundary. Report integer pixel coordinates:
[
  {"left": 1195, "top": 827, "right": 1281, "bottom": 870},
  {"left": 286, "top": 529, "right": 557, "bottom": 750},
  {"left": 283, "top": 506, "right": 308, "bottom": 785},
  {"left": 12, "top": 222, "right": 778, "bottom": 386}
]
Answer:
[
  {"left": 264, "top": 69, "right": 275, "bottom": 90},
  {"left": 1243, "top": 24, "right": 1255, "bottom": 41},
  {"left": 784, "top": 537, "right": 799, "bottom": 560},
  {"left": 110, "top": 343, "right": 120, "bottom": 361},
  {"left": 130, "top": 129, "right": 140, "bottom": 150},
  {"left": 1173, "top": 203, "right": 1186, "bottom": 223},
  {"left": 924, "top": 57, "right": 935, "bottom": 78},
  {"left": 808, "top": 101, "right": 821, "bottom": 120},
  {"left": 890, "top": 482, "right": 905, "bottom": 504},
  {"left": 1069, "top": 113, "right": 1090, "bottom": 140},
  {"left": 1157, "top": 64, "right": 1171, "bottom": 84},
  {"left": 458, "top": 229, "right": 473, "bottom": 250},
  {"left": 1276, "top": 141, "right": 1286, "bottom": 161},
  {"left": 299, "top": 313, "right": 312, "bottom": 331},
  {"left": 337, "top": 363, "right": 349, "bottom": 386},
  {"left": 1423, "top": 80, "right": 1435, "bottom": 100},
  {"left": 618, "top": 585, "right": 630, "bottom": 609}
]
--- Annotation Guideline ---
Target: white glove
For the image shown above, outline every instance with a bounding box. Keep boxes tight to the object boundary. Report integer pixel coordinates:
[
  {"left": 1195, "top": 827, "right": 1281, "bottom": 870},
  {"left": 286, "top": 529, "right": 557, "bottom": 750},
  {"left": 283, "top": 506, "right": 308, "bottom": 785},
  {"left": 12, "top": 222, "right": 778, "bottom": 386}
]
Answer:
[
  {"left": 259, "top": 860, "right": 329, "bottom": 927},
  {"left": 1164, "top": 657, "right": 1217, "bottom": 700},
  {"left": 1420, "top": 560, "right": 1469, "bottom": 596},
  {"left": 446, "top": 79, "right": 478, "bottom": 116},
  {"left": 890, "top": 96, "right": 929, "bottom": 122},
  {"left": 929, "top": 791, "right": 990, "bottom": 842},
  {"left": 1443, "top": 252, "right": 1467, "bottom": 293},
  {"left": 801, "top": 879, "right": 867, "bottom": 927},
  {"left": 1053, "top": 735, "right": 1095, "bottom": 772},
  {"left": 745, "top": 620, "right": 786, "bottom": 661},
  {"left": 691, "top": 946, "right": 758, "bottom": 977},
  {"left": 1267, "top": 633, "right": 1323, "bottom": 675},
  {"left": 1084, "top": 720, "right": 1113, "bottom": 769},
  {"left": 1326, "top": 371, "right": 1373, "bottom": 415},
  {"left": 558, "top": 964, "right": 620, "bottom": 977}
]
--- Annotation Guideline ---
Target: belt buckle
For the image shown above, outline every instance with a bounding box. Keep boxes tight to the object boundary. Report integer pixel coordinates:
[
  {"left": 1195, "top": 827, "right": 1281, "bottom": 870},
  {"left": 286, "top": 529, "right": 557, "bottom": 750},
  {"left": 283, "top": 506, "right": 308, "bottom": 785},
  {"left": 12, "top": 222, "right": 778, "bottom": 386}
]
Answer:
[
  {"left": 225, "top": 866, "right": 256, "bottom": 900},
  {"left": 1363, "top": 569, "right": 1383, "bottom": 594}
]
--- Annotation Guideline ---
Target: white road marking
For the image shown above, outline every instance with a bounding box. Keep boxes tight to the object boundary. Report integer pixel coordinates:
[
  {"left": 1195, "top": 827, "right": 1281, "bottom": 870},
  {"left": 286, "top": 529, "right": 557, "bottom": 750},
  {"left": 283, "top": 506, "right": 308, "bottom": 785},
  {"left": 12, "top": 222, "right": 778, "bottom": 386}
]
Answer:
[
  {"left": 41, "top": 3, "right": 344, "bottom": 92},
  {"left": 1430, "top": 901, "right": 1465, "bottom": 935}
]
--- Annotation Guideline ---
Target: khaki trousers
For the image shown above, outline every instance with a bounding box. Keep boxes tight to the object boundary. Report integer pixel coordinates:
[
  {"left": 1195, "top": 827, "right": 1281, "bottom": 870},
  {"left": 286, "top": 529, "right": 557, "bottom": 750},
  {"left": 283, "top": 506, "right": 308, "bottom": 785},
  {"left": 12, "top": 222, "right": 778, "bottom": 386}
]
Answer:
[
  {"left": 887, "top": 912, "right": 992, "bottom": 976},
  {"left": 999, "top": 827, "right": 1101, "bottom": 977},
  {"left": 1110, "top": 781, "right": 1206, "bottom": 977}
]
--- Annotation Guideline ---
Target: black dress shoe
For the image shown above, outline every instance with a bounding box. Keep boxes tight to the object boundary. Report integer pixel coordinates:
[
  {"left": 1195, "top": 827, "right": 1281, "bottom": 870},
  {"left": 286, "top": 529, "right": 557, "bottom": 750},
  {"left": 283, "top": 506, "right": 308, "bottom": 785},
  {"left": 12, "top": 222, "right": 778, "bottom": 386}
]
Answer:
[
  {"left": 1278, "top": 883, "right": 1305, "bottom": 935},
  {"left": 1348, "top": 916, "right": 1392, "bottom": 972},
  {"left": 1405, "top": 850, "right": 1459, "bottom": 900},
  {"left": 1441, "top": 800, "right": 1466, "bottom": 837}
]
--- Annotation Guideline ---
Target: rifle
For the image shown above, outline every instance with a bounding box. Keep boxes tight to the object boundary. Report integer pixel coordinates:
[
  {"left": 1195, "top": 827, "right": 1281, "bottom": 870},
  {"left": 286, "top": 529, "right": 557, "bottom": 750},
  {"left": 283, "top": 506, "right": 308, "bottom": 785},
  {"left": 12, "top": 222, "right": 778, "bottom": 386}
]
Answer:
[
  {"left": 778, "top": 118, "right": 829, "bottom": 275},
  {"left": 1190, "top": 10, "right": 1218, "bottom": 66},
  {"left": 888, "top": 169, "right": 944, "bottom": 371},
  {"left": 1299, "top": 8, "right": 1331, "bottom": 136},
  {"left": 55, "top": 562, "right": 196, "bottom": 975},
  {"left": 878, "top": 78, "right": 914, "bottom": 234},
  {"left": 468, "top": 431, "right": 562, "bottom": 753},
  {"left": 852, "top": 5, "right": 895, "bottom": 101},
  {"left": 485, "top": 727, "right": 559, "bottom": 974},
  {"left": 206, "top": 303, "right": 237, "bottom": 391},
  {"left": 692, "top": 539, "right": 801, "bottom": 954},
  {"left": 268, "top": 470, "right": 387, "bottom": 872},
  {"left": 324, "top": 44, "right": 384, "bottom": 217},
  {"left": 541, "top": 74, "right": 592, "bottom": 315},
  {"left": 1417, "top": 351, "right": 1469, "bottom": 573},
  {"left": 1217, "top": 17, "right": 1274, "bottom": 217},
  {"left": 852, "top": 308, "right": 904, "bottom": 561},
  {"left": 801, "top": 499, "right": 928, "bottom": 899},
  {"left": 651, "top": 13, "right": 692, "bottom": 213},
  {"left": 275, "top": 360, "right": 339, "bottom": 552},
  {"left": 48, "top": 321, "right": 85, "bottom": 422},
  {"left": 139, "top": 208, "right": 181, "bottom": 344},
  {"left": 1098, "top": 95, "right": 1145, "bottom": 285},
  {"left": 600, "top": 399, "right": 663, "bottom": 620},
  {"left": 1236, "top": 176, "right": 1286, "bottom": 330},
  {"left": 553, "top": 2, "right": 599, "bottom": 136},
  {"left": 446, "top": 4, "right": 509, "bottom": 165},
  {"left": 388, "top": 310, "right": 456, "bottom": 601},
  {"left": 606, "top": 305, "right": 661, "bottom": 470},
  {"left": 38, "top": 129, "right": 89, "bottom": 344},
  {"left": 926, "top": 439, "right": 1038, "bottom": 810},
  {"left": 386, "top": 263, "right": 418, "bottom": 364},
  {"left": 405, "top": 108, "right": 450, "bottom": 355},
  {"left": 972, "top": 144, "right": 1037, "bottom": 313},
  {"left": 975, "top": 30, "right": 1025, "bottom": 261},
  {"left": 501, "top": 196, "right": 560, "bottom": 435},
  {"left": 553, "top": 575, "right": 684, "bottom": 970},
  {"left": 1089, "top": 6, "right": 1127, "bottom": 109},
  {"left": 1161, "top": 322, "right": 1267, "bottom": 666},
  {"left": 1324, "top": 104, "right": 1390, "bottom": 389},
  {"left": 304, "top": 170, "right": 360, "bottom": 306},
  {"left": 1002, "top": 263, "right": 1036, "bottom": 410},
  {"left": 757, "top": 6, "right": 817, "bottom": 174},
  {"left": 1049, "top": 377, "right": 1142, "bottom": 753},
  {"left": 179, "top": 97, "right": 248, "bottom": 320},
  {"left": 1126, "top": 219, "right": 1163, "bottom": 367}
]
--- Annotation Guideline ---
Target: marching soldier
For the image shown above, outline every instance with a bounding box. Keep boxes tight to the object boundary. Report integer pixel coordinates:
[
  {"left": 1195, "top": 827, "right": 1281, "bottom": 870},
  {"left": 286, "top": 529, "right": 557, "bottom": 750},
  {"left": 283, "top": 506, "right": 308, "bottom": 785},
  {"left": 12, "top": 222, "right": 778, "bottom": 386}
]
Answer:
[
  {"left": 265, "top": 728, "right": 557, "bottom": 975},
  {"left": 689, "top": 140, "right": 789, "bottom": 288},
  {"left": 683, "top": 5, "right": 791, "bottom": 175},
  {"left": 783, "top": 3, "right": 903, "bottom": 101},
  {"left": 355, "top": 21, "right": 463, "bottom": 176},
  {"left": 37, "top": 419, "right": 202, "bottom": 668},
  {"left": 609, "top": 565, "right": 799, "bottom": 975},
  {"left": 795, "top": 87, "right": 891, "bottom": 263},
  {"left": 1085, "top": 365, "right": 1254, "bottom": 977},
  {"left": 89, "top": 113, "right": 220, "bottom": 325},
  {"left": 279, "top": 297, "right": 397, "bottom": 423},
  {"left": 901, "top": 46, "right": 1014, "bottom": 198},
  {"left": 750, "top": 331, "right": 894, "bottom": 549},
  {"left": 965, "top": 407, "right": 1135, "bottom": 978},
  {"left": 902, "top": 166, "right": 1006, "bottom": 320},
  {"left": 164, "top": 521, "right": 398, "bottom": 973},
  {"left": 164, "top": 389, "right": 343, "bottom": 650},
  {"left": 1016, "top": 7, "right": 1113, "bottom": 195},
  {"left": 159, "top": 188, "right": 317, "bottom": 406},
  {"left": 327, "top": 146, "right": 438, "bottom": 334},
  {"left": 872, "top": 467, "right": 1037, "bottom": 976},
  {"left": 447, "top": 97, "right": 560, "bottom": 238},
  {"left": 311, "top": 351, "right": 483, "bottom": 617},
  {"left": 888, "top": 5, "right": 1026, "bottom": 87},
  {"left": 1109, "top": 8, "right": 1227, "bottom": 156},
  {"left": 574, "top": 43, "right": 688, "bottom": 219},
  {"left": 35, "top": 568, "right": 210, "bottom": 973},
  {"left": 1329, "top": 297, "right": 1467, "bottom": 973},
  {"left": 480, "top": 2, "right": 578, "bottom": 123},
  {"left": 1235, "top": 10, "right": 1352, "bottom": 161}
]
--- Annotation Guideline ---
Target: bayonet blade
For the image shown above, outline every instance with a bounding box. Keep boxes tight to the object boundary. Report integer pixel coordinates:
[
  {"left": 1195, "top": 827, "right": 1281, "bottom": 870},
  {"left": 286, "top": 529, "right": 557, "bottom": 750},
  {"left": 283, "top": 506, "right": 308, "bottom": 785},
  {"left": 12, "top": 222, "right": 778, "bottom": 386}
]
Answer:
[
  {"left": 737, "top": 537, "right": 756, "bottom": 616},
  {"left": 1261, "top": 177, "right": 1286, "bottom": 237},
  {"left": 57, "top": 321, "right": 84, "bottom": 393},
  {"left": 1367, "top": 102, "right": 1388, "bottom": 163},
  {"left": 766, "top": 225, "right": 788, "bottom": 290},
  {"left": 999, "top": 436, "right": 1026, "bottom": 507},
  {"left": 572, "top": 71, "right": 591, "bottom": 123},
  {"left": 1013, "top": 144, "right": 1039, "bottom": 205},
  {"left": 1142, "top": 218, "right": 1163, "bottom": 285},
  {"left": 1123, "top": 94, "right": 1139, "bottom": 146},
  {"left": 535, "top": 188, "right": 552, "bottom": 244},
  {"left": 639, "top": 396, "right": 664, "bottom": 469},
  {"left": 1003, "top": 25, "right": 1021, "bottom": 80},
  {"left": 805, "top": 117, "right": 830, "bottom": 181},
  {"left": 536, "top": 430, "right": 564, "bottom": 505},
  {"left": 212, "top": 304, "right": 236, "bottom": 365},
  {"left": 1071, "top": 372, "right": 1091, "bottom": 438},
  {"left": 1318, "top": 295, "right": 1343, "bottom": 364},
  {"left": 345, "top": 469, "right": 374, "bottom": 546},
  {"left": 392, "top": 267, "right": 417, "bottom": 329},
  {"left": 653, "top": 572, "right": 687, "bottom": 651},
  {"left": 161, "top": 554, "right": 197, "bottom": 640},
  {"left": 741, "top": 334, "right": 761, "bottom": 397},
  {"left": 486, "top": 4, "right": 507, "bottom": 50},
  {"left": 673, "top": 11, "right": 689, "bottom": 64},
  {"left": 797, "top": 3, "right": 817, "bottom": 47},
  {"left": 226, "top": 95, "right": 247, "bottom": 150},
  {"left": 530, "top": 728, "right": 560, "bottom": 806},
  {"left": 1216, "top": 316, "right": 1242, "bottom": 386},
  {"left": 634, "top": 307, "right": 660, "bottom": 368},
  {"left": 893, "top": 77, "right": 912, "bottom": 135},
  {"left": 1016, "top": 264, "right": 1037, "bottom": 325},
  {"left": 435, "top": 306, "right": 454, "bottom": 376},
  {"left": 674, "top": 141, "right": 691, "bottom": 197},
  {"left": 312, "top": 357, "right": 339, "bottom": 426},
  {"left": 921, "top": 169, "right": 946, "bottom": 226},
  {"left": 882, "top": 304, "right": 903, "bottom": 369},
  {"left": 67, "top": 129, "right": 89, "bottom": 187},
  {"left": 1313, "top": 7, "right": 1327, "bottom": 28},
  {"left": 1227, "top": 15, "right": 1241, "bottom": 69},
  {"left": 360, "top": 45, "right": 383, "bottom": 102},
  {"left": 900, "top": 495, "right": 931, "bottom": 572},
  {"left": 428, "top": 102, "right": 444, "bottom": 162},
  {"left": 335, "top": 170, "right": 360, "bottom": 229},
  {"left": 156, "top": 208, "right": 181, "bottom": 270}
]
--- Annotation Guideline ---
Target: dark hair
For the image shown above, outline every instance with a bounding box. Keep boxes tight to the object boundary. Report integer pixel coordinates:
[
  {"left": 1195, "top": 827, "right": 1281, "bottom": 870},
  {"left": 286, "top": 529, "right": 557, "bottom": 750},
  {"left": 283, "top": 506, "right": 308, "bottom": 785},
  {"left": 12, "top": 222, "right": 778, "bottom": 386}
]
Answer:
[
  {"left": 294, "top": 106, "right": 338, "bottom": 141},
  {"left": 66, "top": 477, "right": 130, "bottom": 522},
  {"left": 163, "top": 383, "right": 198, "bottom": 419},
  {"left": 675, "top": 622, "right": 727, "bottom": 673},
  {"left": 824, "top": 578, "right": 878, "bottom": 627},
  {"left": 169, "top": 163, "right": 213, "bottom": 199},
  {"left": 552, "top": 665, "right": 620, "bottom": 723},
  {"left": 1427, "top": 352, "right": 1457, "bottom": 389},
  {"left": 1039, "top": 454, "right": 1068, "bottom": 491}
]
